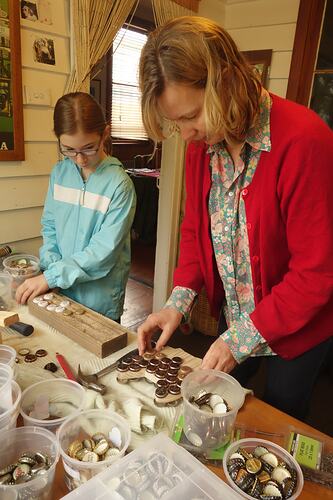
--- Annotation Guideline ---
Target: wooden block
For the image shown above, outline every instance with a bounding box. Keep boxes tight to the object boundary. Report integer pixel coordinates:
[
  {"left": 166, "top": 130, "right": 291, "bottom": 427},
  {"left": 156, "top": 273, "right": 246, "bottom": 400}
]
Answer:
[
  {"left": 28, "top": 293, "right": 128, "bottom": 358},
  {"left": 116, "top": 346, "right": 201, "bottom": 407},
  {"left": 0, "top": 311, "right": 19, "bottom": 327}
]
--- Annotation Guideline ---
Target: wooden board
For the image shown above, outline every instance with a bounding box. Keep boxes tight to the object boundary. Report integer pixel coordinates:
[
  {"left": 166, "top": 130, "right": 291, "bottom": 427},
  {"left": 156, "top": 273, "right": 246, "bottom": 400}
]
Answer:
[
  {"left": 28, "top": 292, "right": 128, "bottom": 358},
  {"left": 116, "top": 345, "right": 201, "bottom": 407}
]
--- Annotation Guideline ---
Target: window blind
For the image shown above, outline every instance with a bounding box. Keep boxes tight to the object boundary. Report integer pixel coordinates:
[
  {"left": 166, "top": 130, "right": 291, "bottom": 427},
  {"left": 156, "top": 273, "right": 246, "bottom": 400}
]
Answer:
[{"left": 111, "top": 27, "right": 148, "bottom": 141}]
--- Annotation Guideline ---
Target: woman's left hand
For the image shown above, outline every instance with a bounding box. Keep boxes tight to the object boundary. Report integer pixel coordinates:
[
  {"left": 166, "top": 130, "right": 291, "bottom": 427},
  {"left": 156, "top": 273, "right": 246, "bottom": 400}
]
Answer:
[
  {"left": 15, "top": 274, "right": 49, "bottom": 305},
  {"left": 201, "top": 337, "right": 237, "bottom": 372}
]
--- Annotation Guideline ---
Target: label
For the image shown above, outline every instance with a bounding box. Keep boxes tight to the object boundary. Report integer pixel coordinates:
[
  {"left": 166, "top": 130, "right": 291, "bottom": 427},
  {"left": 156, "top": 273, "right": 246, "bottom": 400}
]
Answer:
[
  {"left": 287, "top": 432, "right": 322, "bottom": 470},
  {"left": 63, "top": 461, "right": 81, "bottom": 480}
]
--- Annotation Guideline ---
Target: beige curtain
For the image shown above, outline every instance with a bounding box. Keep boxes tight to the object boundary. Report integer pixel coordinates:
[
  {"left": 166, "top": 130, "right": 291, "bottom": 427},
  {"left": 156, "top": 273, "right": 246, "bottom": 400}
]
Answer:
[
  {"left": 152, "top": 0, "right": 198, "bottom": 26},
  {"left": 66, "top": 0, "right": 137, "bottom": 93}
]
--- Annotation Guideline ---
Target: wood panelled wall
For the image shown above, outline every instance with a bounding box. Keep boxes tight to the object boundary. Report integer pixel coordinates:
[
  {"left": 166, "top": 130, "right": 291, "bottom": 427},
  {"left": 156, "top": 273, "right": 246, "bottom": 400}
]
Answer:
[{"left": 0, "top": 1, "right": 70, "bottom": 256}]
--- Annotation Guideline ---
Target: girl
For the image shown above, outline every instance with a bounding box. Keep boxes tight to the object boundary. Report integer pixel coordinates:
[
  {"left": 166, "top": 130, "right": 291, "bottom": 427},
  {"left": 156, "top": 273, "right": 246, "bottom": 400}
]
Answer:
[{"left": 16, "top": 92, "right": 136, "bottom": 321}]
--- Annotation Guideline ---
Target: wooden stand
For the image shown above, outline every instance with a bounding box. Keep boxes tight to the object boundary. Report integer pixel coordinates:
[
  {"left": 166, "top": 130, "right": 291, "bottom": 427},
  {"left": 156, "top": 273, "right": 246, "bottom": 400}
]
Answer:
[{"left": 28, "top": 293, "right": 128, "bottom": 358}]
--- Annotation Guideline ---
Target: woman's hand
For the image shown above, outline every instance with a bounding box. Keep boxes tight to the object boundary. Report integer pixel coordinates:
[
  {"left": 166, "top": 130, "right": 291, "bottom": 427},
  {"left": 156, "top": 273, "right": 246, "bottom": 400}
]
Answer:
[
  {"left": 201, "top": 337, "right": 237, "bottom": 372},
  {"left": 137, "top": 307, "right": 183, "bottom": 355},
  {"left": 15, "top": 274, "right": 49, "bottom": 305}
]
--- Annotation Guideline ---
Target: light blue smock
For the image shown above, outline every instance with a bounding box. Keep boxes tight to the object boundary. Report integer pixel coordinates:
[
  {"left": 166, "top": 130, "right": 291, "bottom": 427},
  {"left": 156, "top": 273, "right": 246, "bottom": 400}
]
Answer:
[{"left": 40, "top": 156, "right": 136, "bottom": 319}]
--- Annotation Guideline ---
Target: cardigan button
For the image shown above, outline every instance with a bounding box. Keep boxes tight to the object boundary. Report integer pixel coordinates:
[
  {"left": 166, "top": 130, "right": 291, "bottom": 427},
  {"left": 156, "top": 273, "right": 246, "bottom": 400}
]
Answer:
[
  {"left": 252, "top": 255, "right": 259, "bottom": 263},
  {"left": 255, "top": 285, "right": 262, "bottom": 292},
  {"left": 247, "top": 222, "right": 252, "bottom": 230},
  {"left": 242, "top": 188, "right": 248, "bottom": 196}
]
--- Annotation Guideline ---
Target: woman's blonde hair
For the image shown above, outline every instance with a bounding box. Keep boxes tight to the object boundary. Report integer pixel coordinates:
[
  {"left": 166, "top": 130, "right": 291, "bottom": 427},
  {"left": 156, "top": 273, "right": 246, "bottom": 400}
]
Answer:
[{"left": 139, "top": 16, "right": 262, "bottom": 145}]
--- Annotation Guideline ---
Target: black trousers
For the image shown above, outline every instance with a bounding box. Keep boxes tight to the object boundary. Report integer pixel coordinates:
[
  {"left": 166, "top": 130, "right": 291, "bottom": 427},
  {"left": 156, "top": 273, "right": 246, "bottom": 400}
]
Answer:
[{"left": 230, "top": 337, "right": 332, "bottom": 420}]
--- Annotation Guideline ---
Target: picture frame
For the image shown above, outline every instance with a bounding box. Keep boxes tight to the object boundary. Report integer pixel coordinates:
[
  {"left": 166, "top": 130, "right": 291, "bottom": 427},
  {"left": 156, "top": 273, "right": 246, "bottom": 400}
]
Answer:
[
  {"left": 242, "top": 49, "right": 273, "bottom": 87},
  {"left": 90, "top": 78, "right": 101, "bottom": 105},
  {"left": 0, "top": 0, "right": 24, "bottom": 160}
]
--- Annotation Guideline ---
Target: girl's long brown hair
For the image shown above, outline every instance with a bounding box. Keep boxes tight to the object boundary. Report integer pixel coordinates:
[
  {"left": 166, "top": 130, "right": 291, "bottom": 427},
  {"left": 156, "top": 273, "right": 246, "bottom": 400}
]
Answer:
[
  {"left": 139, "top": 16, "right": 262, "bottom": 145},
  {"left": 54, "top": 92, "right": 112, "bottom": 155}
]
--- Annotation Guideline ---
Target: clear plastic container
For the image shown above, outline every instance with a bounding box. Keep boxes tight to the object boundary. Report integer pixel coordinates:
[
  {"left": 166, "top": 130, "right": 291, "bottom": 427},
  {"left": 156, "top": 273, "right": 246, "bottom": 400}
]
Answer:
[
  {"left": 61, "top": 432, "right": 243, "bottom": 499},
  {"left": 0, "top": 363, "right": 13, "bottom": 413},
  {"left": 0, "top": 426, "right": 60, "bottom": 499},
  {"left": 0, "top": 271, "right": 14, "bottom": 310},
  {"left": 0, "top": 344, "right": 16, "bottom": 369},
  {"left": 56, "top": 408, "right": 131, "bottom": 490},
  {"left": 2, "top": 253, "right": 40, "bottom": 293},
  {"left": 20, "top": 378, "right": 87, "bottom": 433},
  {"left": 181, "top": 369, "right": 245, "bottom": 450},
  {"left": 223, "top": 437, "right": 304, "bottom": 499},
  {"left": 0, "top": 380, "right": 21, "bottom": 432}
]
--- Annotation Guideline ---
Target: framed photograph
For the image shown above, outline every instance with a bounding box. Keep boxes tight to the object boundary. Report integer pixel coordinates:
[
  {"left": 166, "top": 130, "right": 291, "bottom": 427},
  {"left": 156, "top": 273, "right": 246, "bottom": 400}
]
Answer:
[
  {"left": 90, "top": 78, "right": 101, "bottom": 105},
  {"left": 242, "top": 49, "right": 272, "bottom": 87},
  {"left": 0, "top": 0, "right": 24, "bottom": 161}
]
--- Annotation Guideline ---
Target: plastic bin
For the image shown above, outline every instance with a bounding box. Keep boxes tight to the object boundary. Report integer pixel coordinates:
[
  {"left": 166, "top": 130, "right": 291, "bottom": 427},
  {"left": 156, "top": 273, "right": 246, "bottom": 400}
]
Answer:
[
  {"left": 0, "top": 426, "right": 60, "bottom": 499},
  {"left": 0, "top": 272, "right": 14, "bottom": 310},
  {"left": 56, "top": 409, "right": 131, "bottom": 490},
  {"left": 20, "top": 378, "right": 86, "bottom": 433},
  {"left": 0, "top": 363, "right": 13, "bottom": 413},
  {"left": 181, "top": 369, "right": 244, "bottom": 450},
  {"left": 223, "top": 437, "right": 304, "bottom": 499},
  {"left": 0, "top": 380, "right": 21, "bottom": 432},
  {"left": 61, "top": 432, "right": 242, "bottom": 499},
  {"left": 0, "top": 344, "right": 16, "bottom": 369}
]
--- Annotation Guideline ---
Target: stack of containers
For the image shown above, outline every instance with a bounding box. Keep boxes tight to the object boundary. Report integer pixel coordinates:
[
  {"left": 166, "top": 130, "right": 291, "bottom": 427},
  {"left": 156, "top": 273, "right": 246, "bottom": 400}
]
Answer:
[{"left": 0, "top": 352, "right": 21, "bottom": 431}]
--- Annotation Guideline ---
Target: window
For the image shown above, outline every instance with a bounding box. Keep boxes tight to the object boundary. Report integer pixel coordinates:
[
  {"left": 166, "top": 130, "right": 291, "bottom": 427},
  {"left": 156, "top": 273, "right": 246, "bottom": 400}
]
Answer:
[{"left": 111, "top": 26, "right": 148, "bottom": 141}]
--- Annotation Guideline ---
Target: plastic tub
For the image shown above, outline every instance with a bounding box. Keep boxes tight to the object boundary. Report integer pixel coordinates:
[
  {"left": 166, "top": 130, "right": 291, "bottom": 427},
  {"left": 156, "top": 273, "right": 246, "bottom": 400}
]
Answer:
[
  {"left": 223, "top": 437, "right": 304, "bottom": 499},
  {"left": 0, "top": 344, "right": 16, "bottom": 369},
  {"left": 56, "top": 409, "right": 131, "bottom": 490},
  {"left": 181, "top": 369, "right": 245, "bottom": 450},
  {"left": 0, "top": 271, "right": 14, "bottom": 310},
  {"left": 20, "top": 378, "right": 86, "bottom": 433},
  {"left": 0, "top": 426, "right": 60, "bottom": 499},
  {"left": 0, "top": 363, "right": 13, "bottom": 413},
  {"left": 0, "top": 380, "right": 21, "bottom": 432},
  {"left": 2, "top": 253, "right": 40, "bottom": 293}
]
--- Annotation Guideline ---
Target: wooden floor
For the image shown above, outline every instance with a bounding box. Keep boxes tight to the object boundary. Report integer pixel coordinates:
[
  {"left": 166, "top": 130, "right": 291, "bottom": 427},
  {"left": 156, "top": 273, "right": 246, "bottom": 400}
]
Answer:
[{"left": 121, "top": 240, "right": 155, "bottom": 331}]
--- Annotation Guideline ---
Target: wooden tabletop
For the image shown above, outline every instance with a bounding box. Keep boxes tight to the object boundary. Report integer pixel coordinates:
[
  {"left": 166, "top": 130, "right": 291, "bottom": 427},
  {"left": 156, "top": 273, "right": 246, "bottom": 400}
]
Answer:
[{"left": 52, "top": 394, "right": 332, "bottom": 499}]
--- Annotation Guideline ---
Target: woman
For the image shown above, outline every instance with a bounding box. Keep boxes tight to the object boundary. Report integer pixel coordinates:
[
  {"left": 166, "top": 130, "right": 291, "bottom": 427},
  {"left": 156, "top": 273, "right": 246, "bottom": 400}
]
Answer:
[
  {"left": 137, "top": 16, "right": 333, "bottom": 419},
  {"left": 16, "top": 92, "right": 136, "bottom": 321}
]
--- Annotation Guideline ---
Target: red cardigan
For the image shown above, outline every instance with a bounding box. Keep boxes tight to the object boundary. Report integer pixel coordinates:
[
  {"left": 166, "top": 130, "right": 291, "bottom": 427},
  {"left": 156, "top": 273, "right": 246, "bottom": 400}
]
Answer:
[{"left": 174, "top": 94, "right": 333, "bottom": 360}]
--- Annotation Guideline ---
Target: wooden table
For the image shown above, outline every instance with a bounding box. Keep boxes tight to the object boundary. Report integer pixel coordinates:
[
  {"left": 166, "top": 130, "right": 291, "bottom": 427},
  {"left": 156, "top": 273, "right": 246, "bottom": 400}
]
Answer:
[{"left": 52, "top": 395, "right": 332, "bottom": 499}]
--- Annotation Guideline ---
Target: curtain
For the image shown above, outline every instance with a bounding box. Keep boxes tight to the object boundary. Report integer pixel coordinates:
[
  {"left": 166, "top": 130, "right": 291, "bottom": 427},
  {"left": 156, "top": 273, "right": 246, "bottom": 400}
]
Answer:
[
  {"left": 151, "top": 0, "right": 198, "bottom": 26},
  {"left": 66, "top": 0, "right": 137, "bottom": 93}
]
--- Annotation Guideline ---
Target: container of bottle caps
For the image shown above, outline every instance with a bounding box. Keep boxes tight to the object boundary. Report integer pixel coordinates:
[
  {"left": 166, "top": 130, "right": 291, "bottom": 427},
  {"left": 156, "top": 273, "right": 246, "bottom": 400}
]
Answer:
[
  {"left": 0, "top": 363, "right": 13, "bottom": 414},
  {"left": 2, "top": 254, "right": 40, "bottom": 294},
  {"left": 56, "top": 409, "right": 131, "bottom": 490},
  {"left": 0, "top": 426, "right": 60, "bottom": 499},
  {"left": 181, "top": 369, "right": 245, "bottom": 450}
]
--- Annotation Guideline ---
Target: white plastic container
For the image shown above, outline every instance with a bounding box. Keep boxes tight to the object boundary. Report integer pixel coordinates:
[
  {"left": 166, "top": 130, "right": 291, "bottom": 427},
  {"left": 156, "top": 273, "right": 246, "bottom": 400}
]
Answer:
[
  {"left": 181, "top": 369, "right": 245, "bottom": 450},
  {"left": 20, "top": 378, "right": 86, "bottom": 433},
  {"left": 0, "top": 426, "right": 60, "bottom": 499},
  {"left": 0, "top": 344, "right": 16, "bottom": 369},
  {"left": 2, "top": 253, "right": 40, "bottom": 294},
  {"left": 0, "top": 363, "right": 13, "bottom": 413},
  {"left": 61, "top": 432, "right": 243, "bottom": 499},
  {"left": 56, "top": 409, "right": 131, "bottom": 490},
  {"left": 0, "top": 271, "right": 14, "bottom": 310},
  {"left": 223, "top": 437, "right": 304, "bottom": 499},
  {"left": 0, "top": 380, "right": 21, "bottom": 432}
]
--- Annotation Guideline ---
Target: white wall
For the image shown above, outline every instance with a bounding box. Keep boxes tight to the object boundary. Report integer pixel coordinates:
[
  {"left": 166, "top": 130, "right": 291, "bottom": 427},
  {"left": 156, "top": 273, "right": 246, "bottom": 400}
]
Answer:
[{"left": 0, "top": 0, "right": 70, "bottom": 256}]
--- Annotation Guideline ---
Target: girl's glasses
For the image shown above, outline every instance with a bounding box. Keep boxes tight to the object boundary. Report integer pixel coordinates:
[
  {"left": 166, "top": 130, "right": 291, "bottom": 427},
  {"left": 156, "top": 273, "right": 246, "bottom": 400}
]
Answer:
[{"left": 59, "top": 139, "right": 102, "bottom": 158}]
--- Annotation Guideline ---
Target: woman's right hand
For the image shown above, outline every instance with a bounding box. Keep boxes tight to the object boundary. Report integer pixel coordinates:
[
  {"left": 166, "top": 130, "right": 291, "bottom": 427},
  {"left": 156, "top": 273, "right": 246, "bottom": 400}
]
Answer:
[{"left": 137, "top": 307, "right": 183, "bottom": 355}]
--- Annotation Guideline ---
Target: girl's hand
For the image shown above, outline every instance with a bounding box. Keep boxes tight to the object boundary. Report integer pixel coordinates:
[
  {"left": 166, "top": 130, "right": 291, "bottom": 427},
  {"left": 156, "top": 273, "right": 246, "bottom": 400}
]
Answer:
[
  {"left": 15, "top": 274, "right": 49, "bottom": 305},
  {"left": 137, "top": 307, "right": 183, "bottom": 355},
  {"left": 201, "top": 337, "right": 237, "bottom": 372}
]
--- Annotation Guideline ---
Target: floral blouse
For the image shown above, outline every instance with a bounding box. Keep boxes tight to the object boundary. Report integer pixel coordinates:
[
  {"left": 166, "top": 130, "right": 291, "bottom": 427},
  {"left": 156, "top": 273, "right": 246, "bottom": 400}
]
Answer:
[{"left": 165, "top": 89, "right": 275, "bottom": 363}]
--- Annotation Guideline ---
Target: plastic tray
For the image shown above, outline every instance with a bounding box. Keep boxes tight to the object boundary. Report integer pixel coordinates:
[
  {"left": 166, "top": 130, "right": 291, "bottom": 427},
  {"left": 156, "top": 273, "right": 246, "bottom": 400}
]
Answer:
[{"left": 62, "top": 432, "right": 242, "bottom": 499}]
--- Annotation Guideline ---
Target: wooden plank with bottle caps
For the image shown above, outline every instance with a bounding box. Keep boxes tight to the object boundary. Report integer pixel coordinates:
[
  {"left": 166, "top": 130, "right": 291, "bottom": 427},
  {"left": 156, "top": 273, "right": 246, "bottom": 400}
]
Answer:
[
  {"left": 27, "top": 292, "right": 128, "bottom": 358},
  {"left": 116, "top": 346, "right": 201, "bottom": 407}
]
